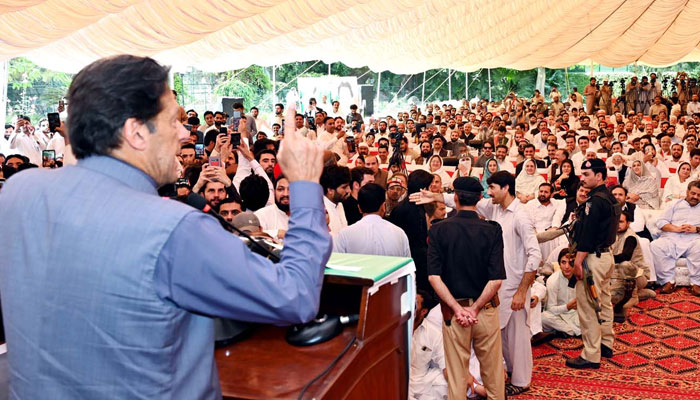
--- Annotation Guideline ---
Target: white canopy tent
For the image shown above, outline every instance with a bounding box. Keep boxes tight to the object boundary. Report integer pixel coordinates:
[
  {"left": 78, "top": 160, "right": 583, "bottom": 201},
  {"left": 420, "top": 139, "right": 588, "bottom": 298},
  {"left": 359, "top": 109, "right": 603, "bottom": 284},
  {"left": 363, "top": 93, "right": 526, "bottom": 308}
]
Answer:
[{"left": 1, "top": 0, "right": 700, "bottom": 74}]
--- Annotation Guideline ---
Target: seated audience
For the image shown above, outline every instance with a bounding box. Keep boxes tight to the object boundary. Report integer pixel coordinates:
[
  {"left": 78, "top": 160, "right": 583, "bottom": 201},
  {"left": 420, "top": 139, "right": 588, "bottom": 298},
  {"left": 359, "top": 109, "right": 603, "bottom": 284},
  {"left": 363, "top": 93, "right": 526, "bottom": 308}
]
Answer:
[
  {"left": 541, "top": 250, "right": 580, "bottom": 337},
  {"left": 623, "top": 160, "right": 660, "bottom": 209},
  {"left": 650, "top": 181, "right": 700, "bottom": 295},
  {"left": 515, "top": 159, "right": 545, "bottom": 203},
  {"left": 611, "top": 211, "right": 656, "bottom": 322}
]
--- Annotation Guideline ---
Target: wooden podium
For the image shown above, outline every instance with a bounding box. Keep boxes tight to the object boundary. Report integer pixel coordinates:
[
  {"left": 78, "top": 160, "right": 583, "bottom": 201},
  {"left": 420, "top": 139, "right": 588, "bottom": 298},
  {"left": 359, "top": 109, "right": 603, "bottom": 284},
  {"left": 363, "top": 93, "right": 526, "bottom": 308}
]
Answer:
[{"left": 216, "top": 254, "right": 415, "bottom": 399}]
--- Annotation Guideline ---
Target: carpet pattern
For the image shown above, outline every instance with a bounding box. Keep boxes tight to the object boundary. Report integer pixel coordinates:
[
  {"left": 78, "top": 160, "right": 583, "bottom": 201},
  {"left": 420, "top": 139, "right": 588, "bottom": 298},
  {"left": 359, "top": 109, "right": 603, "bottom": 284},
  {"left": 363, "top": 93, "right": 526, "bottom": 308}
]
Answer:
[{"left": 522, "top": 288, "right": 700, "bottom": 400}]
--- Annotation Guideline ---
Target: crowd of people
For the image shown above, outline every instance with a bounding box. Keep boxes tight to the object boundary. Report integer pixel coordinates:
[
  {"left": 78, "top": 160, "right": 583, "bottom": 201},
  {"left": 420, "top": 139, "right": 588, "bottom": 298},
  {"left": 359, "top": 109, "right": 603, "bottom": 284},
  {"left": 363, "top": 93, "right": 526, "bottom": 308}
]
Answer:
[{"left": 2, "top": 69, "right": 700, "bottom": 400}]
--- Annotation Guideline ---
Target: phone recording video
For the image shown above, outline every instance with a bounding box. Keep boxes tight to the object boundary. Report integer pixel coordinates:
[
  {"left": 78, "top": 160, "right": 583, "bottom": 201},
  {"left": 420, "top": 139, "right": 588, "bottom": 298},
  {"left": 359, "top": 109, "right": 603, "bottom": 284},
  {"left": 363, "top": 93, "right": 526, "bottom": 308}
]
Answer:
[
  {"left": 231, "top": 111, "right": 242, "bottom": 132},
  {"left": 42, "top": 150, "right": 56, "bottom": 161},
  {"left": 231, "top": 133, "right": 241, "bottom": 148},
  {"left": 195, "top": 143, "right": 205, "bottom": 159},
  {"left": 47, "top": 113, "right": 60, "bottom": 133},
  {"left": 209, "top": 156, "right": 221, "bottom": 168},
  {"left": 346, "top": 136, "right": 356, "bottom": 153}
]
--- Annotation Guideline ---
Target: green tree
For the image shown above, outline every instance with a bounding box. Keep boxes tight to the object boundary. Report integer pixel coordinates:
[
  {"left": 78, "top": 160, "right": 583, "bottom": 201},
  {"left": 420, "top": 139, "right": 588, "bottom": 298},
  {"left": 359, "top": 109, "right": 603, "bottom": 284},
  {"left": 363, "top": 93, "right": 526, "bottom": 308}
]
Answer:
[
  {"left": 6, "top": 57, "right": 73, "bottom": 123},
  {"left": 215, "top": 66, "right": 272, "bottom": 110}
]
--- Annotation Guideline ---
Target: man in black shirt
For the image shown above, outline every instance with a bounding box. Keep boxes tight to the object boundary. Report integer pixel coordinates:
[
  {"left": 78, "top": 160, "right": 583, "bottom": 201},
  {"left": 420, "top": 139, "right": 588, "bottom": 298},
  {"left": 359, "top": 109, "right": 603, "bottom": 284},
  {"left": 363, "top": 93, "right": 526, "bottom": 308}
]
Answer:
[
  {"left": 342, "top": 167, "right": 374, "bottom": 226},
  {"left": 428, "top": 177, "right": 506, "bottom": 399},
  {"left": 566, "top": 159, "right": 620, "bottom": 370}
]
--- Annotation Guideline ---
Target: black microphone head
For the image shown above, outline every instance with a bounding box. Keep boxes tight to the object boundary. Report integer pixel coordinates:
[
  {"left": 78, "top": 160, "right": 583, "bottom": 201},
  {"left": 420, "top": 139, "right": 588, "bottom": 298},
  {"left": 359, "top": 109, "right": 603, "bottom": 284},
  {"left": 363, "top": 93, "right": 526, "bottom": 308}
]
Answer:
[{"left": 185, "top": 192, "right": 209, "bottom": 212}]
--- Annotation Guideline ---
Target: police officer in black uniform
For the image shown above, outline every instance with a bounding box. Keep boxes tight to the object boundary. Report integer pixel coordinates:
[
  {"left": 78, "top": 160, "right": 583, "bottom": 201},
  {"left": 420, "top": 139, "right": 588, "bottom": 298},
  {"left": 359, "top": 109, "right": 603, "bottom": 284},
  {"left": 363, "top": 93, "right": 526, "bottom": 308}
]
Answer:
[
  {"left": 427, "top": 177, "right": 507, "bottom": 400},
  {"left": 566, "top": 158, "right": 620, "bottom": 369}
]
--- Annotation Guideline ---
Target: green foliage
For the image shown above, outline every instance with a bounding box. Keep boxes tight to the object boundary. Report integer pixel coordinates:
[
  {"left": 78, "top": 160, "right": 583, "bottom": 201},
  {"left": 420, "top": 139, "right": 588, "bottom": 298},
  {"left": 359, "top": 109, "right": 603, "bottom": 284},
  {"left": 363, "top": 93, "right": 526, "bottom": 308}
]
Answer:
[
  {"left": 173, "top": 73, "right": 184, "bottom": 102},
  {"left": 8, "top": 57, "right": 72, "bottom": 90},
  {"left": 6, "top": 57, "right": 73, "bottom": 123},
  {"left": 214, "top": 66, "right": 272, "bottom": 110}
]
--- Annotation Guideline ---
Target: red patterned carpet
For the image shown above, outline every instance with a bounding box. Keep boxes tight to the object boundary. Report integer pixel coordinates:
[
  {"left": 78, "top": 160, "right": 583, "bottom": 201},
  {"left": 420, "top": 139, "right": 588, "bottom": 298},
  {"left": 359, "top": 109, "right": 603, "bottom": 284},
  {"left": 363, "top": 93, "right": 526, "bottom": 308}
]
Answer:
[{"left": 524, "top": 288, "right": 700, "bottom": 400}]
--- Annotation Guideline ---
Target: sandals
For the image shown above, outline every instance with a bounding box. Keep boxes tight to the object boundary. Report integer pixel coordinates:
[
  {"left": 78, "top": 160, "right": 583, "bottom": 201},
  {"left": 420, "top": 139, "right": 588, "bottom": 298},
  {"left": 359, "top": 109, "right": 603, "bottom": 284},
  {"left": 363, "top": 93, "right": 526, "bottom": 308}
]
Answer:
[{"left": 505, "top": 383, "right": 530, "bottom": 396}]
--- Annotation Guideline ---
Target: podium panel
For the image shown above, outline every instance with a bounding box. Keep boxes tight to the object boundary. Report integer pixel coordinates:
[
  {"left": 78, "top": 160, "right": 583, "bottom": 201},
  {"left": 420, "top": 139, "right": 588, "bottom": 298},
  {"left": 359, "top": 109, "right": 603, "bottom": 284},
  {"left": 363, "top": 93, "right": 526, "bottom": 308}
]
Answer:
[{"left": 216, "top": 254, "right": 415, "bottom": 399}]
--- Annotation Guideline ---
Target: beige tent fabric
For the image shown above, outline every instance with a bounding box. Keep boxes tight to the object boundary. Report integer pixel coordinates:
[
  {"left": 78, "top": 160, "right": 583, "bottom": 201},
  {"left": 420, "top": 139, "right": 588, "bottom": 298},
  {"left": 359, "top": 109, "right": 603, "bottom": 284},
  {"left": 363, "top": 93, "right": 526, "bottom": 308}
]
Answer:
[{"left": 1, "top": 0, "right": 700, "bottom": 73}]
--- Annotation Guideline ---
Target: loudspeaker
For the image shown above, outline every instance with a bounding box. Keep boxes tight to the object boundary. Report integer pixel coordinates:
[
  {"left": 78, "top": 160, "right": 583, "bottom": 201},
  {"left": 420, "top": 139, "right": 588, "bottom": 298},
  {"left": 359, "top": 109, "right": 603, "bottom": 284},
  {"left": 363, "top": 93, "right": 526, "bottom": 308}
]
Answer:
[
  {"left": 222, "top": 97, "right": 244, "bottom": 112},
  {"left": 360, "top": 85, "right": 374, "bottom": 116}
]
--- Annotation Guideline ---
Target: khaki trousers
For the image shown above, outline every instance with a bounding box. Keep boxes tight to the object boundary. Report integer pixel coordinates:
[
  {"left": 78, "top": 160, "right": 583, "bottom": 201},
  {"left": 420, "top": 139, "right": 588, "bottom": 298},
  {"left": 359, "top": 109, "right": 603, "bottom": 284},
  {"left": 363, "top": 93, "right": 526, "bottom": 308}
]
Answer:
[
  {"left": 576, "top": 252, "right": 615, "bottom": 363},
  {"left": 442, "top": 301, "right": 505, "bottom": 400}
]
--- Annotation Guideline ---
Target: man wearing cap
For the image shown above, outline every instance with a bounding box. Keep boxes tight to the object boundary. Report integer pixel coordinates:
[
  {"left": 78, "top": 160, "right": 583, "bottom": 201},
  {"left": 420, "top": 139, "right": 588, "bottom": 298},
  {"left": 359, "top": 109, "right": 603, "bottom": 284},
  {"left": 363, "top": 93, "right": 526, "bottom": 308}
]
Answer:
[
  {"left": 231, "top": 212, "right": 264, "bottom": 236},
  {"left": 385, "top": 175, "right": 407, "bottom": 217},
  {"left": 566, "top": 158, "right": 620, "bottom": 369},
  {"left": 428, "top": 177, "right": 507, "bottom": 400}
]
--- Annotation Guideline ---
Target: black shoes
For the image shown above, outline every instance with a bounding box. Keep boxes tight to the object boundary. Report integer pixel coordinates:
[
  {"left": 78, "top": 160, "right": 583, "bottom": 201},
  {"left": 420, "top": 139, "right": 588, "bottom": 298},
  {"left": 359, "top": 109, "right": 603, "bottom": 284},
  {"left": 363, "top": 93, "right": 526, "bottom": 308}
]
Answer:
[
  {"left": 601, "top": 344, "right": 613, "bottom": 358},
  {"left": 565, "top": 356, "right": 600, "bottom": 369}
]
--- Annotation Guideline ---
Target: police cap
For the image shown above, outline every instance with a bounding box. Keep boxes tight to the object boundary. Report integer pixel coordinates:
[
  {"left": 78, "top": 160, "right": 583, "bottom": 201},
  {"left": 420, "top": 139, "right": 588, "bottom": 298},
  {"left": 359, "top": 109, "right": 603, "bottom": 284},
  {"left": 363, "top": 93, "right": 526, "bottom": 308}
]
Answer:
[
  {"left": 453, "top": 177, "right": 483, "bottom": 193},
  {"left": 580, "top": 158, "right": 606, "bottom": 173}
]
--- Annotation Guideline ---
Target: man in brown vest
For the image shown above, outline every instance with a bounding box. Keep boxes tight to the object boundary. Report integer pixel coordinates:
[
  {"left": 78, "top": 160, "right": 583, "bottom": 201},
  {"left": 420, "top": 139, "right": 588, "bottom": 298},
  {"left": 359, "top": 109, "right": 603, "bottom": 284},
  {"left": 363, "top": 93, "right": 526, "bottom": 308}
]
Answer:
[{"left": 610, "top": 211, "right": 656, "bottom": 322}]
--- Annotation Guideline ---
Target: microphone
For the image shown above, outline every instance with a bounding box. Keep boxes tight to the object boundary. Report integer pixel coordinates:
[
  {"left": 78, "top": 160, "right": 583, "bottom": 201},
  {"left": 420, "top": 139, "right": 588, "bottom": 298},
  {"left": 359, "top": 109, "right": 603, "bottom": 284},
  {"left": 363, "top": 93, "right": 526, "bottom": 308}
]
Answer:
[
  {"left": 285, "top": 314, "right": 360, "bottom": 346},
  {"left": 185, "top": 193, "right": 281, "bottom": 262}
]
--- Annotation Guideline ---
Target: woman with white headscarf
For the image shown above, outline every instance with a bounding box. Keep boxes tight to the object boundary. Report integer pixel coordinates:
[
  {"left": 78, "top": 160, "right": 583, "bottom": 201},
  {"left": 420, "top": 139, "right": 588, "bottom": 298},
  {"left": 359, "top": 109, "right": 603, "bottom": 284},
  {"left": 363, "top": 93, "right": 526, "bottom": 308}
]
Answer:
[
  {"left": 515, "top": 158, "right": 545, "bottom": 203},
  {"left": 661, "top": 162, "right": 692, "bottom": 207},
  {"left": 623, "top": 160, "right": 660, "bottom": 209},
  {"left": 427, "top": 155, "right": 453, "bottom": 189}
]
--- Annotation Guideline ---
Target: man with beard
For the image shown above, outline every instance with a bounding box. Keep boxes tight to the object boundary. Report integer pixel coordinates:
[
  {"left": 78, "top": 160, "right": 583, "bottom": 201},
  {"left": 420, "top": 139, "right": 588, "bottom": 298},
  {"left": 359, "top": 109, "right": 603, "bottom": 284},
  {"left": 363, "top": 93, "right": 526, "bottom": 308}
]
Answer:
[
  {"left": 526, "top": 183, "right": 564, "bottom": 262},
  {"left": 610, "top": 211, "right": 655, "bottom": 323},
  {"left": 385, "top": 175, "right": 407, "bottom": 217},
  {"left": 201, "top": 181, "right": 227, "bottom": 211},
  {"left": 321, "top": 165, "right": 351, "bottom": 236},
  {"left": 650, "top": 181, "right": 700, "bottom": 296},
  {"left": 670, "top": 143, "right": 684, "bottom": 164},
  {"left": 334, "top": 183, "right": 410, "bottom": 257},
  {"left": 255, "top": 149, "right": 277, "bottom": 180},
  {"left": 475, "top": 143, "right": 494, "bottom": 168},
  {"left": 414, "top": 141, "right": 433, "bottom": 165},
  {"left": 255, "top": 176, "right": 291, "bottom": 240},
  {"left": 445, "top": 130, "right": 464, "bottom": 157},
  {"left": 399, "top": 137, "right": 419, "bottom": 163},
  {"left": 495, "top": 144, "right": 515, "bottom": 174},
  {"left": 342, "top": 167, "right": 374, "bottom": 226}
]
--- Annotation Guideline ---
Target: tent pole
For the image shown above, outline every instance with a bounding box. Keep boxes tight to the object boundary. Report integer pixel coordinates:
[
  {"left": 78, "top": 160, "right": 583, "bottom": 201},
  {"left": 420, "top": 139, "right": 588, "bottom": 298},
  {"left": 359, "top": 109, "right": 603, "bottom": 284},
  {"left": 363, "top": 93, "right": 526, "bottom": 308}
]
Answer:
[
  {"left": 421, "top": 71, "right": 426, "bottom": 106},
  {"left": 376, "top": 71, "right": 381, "bottom": 111},
  {"left": 272, "top": 65, "right": 277, "bottom": 106},
  {"left": 448, "top": 69, "right": 451, "bottom": 100},
  {"left": 0, "top": 61, "right": 8, "bottom": 124},
  {"left": 536, "top": 67, "right": 545, "bottom": 94},
  {"left": 488, "top": 68, "right": 492, "bottom": 102},
  {"left": 465, "top": 72, "right": 468, "bottom": 100}
]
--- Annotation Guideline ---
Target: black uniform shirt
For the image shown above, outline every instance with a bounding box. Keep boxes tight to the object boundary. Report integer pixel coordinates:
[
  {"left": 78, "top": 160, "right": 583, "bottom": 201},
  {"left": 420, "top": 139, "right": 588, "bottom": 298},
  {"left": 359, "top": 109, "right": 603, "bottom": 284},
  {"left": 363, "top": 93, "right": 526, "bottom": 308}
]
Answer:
[
  {"left": 427, "top": 210, "right": 506, "bottom": 299},
  {"left": 575, "top": 184, "right": 617, "bottom": 252}
]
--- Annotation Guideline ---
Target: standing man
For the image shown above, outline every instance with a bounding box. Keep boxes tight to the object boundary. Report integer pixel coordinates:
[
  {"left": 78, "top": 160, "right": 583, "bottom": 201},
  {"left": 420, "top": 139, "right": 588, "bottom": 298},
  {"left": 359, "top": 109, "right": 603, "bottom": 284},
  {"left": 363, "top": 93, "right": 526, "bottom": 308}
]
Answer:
[
  {"left": 428, "top": 177, "right": 507, "bottom": 400},
  {"left": 583, "top": 78, "right": 599, "bottom": 115},
  {"left": 478, "top": 171, "right": 541, "bottom": 396},
  {"left": 321, "top": 165, "right": 351, "bottom": 236},
  {"left": 0, "top": 55, "right": 331, "bottom": 399},
  {"left": 566, "top": 159, "right": 619, "bottom": 369},
  {"left": 334, "top": 183, "right": 410, "bottom": 257}
]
